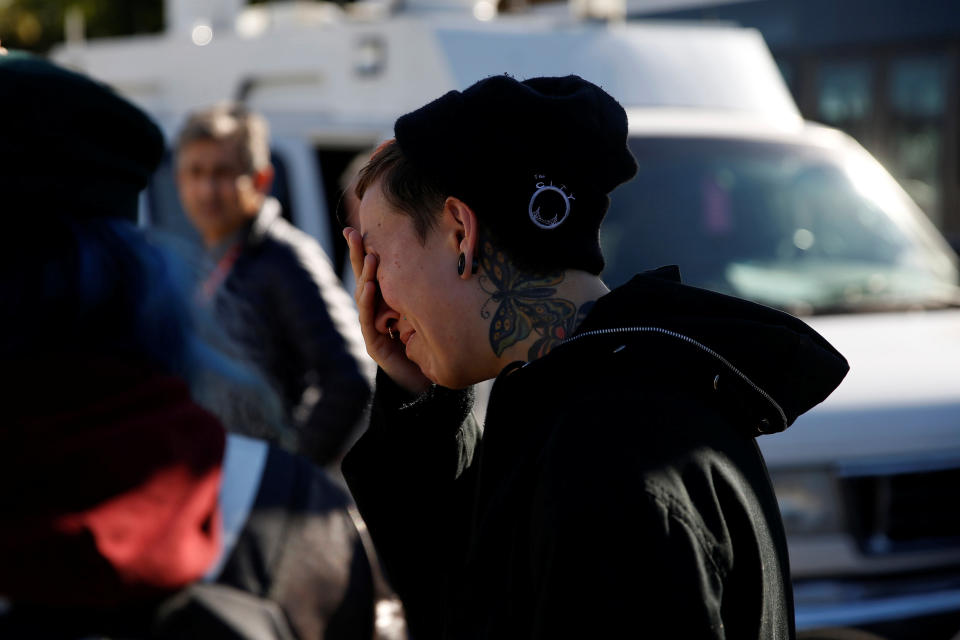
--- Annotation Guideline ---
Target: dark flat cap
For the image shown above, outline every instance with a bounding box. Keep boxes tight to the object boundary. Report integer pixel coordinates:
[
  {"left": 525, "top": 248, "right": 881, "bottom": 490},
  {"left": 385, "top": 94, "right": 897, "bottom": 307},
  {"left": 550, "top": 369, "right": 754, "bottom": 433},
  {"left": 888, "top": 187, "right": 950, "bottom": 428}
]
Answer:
[
  {"left": 0, "top": 50, "right": 164, "bottom": 223},
  {"left": 395, "top": 74, "right": 637, "bottom": 275}
]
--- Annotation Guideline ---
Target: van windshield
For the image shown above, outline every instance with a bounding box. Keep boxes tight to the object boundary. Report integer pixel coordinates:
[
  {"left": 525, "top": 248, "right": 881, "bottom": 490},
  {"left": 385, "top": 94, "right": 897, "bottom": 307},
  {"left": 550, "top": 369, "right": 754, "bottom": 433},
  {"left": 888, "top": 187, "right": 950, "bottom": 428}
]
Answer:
[{"left": 601, "top": 137, "right": 960, "bottom": 315}]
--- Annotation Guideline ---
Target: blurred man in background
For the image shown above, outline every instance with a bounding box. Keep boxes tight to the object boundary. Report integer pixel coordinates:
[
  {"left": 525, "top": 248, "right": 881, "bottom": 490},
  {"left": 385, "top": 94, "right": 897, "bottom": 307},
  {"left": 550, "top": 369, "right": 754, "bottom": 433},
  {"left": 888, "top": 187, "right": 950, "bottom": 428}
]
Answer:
[{"left": 176, "top": 104, "right": 372, "bottom": 466}]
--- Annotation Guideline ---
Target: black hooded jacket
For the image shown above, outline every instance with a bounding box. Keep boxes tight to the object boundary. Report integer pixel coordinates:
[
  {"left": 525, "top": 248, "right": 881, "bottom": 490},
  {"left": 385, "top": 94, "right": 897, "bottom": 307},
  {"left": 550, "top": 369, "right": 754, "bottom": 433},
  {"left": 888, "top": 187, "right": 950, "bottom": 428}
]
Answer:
[{"left": 343, "top": 267, "right": 848, "bottom": 639}]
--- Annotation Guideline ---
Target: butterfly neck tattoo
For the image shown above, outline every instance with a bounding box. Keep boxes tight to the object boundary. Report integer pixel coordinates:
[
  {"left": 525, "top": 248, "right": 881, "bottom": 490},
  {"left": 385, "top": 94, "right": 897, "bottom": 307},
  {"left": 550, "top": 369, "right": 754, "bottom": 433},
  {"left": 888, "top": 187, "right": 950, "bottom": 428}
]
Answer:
[{"left": 478, "top": 240, "right": 594, "bottom": 362}]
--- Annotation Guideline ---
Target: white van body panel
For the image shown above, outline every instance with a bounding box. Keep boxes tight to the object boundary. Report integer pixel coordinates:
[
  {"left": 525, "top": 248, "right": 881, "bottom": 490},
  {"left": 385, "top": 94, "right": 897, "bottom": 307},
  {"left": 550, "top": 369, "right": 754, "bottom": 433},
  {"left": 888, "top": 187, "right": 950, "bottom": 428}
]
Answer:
[{"left": 761, "top": 309, "right": 960, "bottom": 468}]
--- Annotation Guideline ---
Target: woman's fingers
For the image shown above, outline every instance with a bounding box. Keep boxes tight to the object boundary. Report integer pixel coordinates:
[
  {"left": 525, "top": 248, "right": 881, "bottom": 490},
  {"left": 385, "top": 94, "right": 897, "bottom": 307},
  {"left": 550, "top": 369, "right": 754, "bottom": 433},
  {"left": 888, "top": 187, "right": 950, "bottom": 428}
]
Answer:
[
  {"left": 342, "top": 226, "right": 431, "bottom": 393},
  {"left": 342, "top": 226, "right": 379, "bottom": 339},
  {"left": 357, "top": 254, "right": 382, "bottom": 341},
  {"left": 343, "top": 227, "right": 365, "bottom": 288},
  {"left": 356, "top": 277, "right": 380, "bottom": 346},
  {"left": 343, "top": 227, "right": 376, "bottom": 311},
  {"left": 361, "top": 253, "right": 377, "bottom": 287}
]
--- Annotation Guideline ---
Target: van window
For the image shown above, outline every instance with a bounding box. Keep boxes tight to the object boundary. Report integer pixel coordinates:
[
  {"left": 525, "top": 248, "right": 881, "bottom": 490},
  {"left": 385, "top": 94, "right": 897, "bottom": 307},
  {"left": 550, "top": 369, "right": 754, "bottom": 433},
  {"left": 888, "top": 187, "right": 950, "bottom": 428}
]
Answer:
[{"left": 601, "top": 137, "right": 959, "bottom": 314}]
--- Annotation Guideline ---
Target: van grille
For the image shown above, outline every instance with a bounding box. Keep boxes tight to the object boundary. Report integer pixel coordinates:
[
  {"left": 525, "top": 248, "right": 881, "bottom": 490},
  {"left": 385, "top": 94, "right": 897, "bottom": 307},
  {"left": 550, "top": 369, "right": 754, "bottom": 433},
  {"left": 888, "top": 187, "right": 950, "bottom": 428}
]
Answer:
[{"left": 843, "top": 466, "right": 960, "bottom": 554}]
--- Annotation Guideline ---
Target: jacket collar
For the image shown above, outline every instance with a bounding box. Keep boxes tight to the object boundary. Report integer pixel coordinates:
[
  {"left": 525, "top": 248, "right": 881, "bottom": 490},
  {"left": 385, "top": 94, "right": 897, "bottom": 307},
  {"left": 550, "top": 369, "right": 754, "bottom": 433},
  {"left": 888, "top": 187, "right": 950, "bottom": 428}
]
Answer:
[{"left": 245, "top": 196, "right": 283, "bottom": 248}]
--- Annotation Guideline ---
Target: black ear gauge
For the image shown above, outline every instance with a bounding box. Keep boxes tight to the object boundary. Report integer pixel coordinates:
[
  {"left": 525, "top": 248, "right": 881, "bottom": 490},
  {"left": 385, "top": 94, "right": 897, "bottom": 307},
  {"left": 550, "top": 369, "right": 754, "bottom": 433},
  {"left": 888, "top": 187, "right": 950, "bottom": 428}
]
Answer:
[{"left": 457, "top": 252, "right": 479, "bottom": 276}]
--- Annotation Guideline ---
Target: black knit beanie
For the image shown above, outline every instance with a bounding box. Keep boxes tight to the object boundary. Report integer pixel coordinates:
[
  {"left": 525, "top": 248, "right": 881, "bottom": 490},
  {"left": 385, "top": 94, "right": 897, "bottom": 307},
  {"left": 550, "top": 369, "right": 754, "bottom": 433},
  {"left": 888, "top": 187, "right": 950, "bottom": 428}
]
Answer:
[
  {"left": 0, "top": 50, "right": 164, "bottom": 224},
  {"left": 394, "top": 74, "right": 638, "bottom": 275}
]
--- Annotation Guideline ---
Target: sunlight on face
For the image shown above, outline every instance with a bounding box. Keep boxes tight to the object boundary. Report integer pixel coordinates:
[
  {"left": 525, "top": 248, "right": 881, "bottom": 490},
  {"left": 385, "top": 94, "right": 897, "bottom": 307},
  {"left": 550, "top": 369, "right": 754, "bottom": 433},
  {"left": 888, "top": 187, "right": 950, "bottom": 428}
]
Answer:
[{"left": 357, "top": 181, "right": 487, "bottom": 388}]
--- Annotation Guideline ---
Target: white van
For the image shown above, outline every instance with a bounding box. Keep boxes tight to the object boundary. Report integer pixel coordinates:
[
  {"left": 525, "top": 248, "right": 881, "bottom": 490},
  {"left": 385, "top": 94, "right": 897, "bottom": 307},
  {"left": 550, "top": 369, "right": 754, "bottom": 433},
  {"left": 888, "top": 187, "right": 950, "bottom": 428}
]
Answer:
[{"left": 52, "top": 1, "right": 960, "bottom": 636}]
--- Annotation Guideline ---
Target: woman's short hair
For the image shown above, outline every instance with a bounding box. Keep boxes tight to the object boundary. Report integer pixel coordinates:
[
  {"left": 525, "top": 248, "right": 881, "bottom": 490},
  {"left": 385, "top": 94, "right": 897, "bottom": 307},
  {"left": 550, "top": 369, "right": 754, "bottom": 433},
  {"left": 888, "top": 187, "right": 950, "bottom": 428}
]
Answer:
[{"left": 354, "top": 139, "right": 446, "bottom": 243}]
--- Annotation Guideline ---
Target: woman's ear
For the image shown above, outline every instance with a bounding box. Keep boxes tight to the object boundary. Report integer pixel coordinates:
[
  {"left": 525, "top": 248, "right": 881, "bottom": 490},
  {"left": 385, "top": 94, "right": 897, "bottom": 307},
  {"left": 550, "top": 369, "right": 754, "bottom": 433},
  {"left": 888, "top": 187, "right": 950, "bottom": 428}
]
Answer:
[{"left": 444, "top": 196, "right": 480, "bottom": 280}]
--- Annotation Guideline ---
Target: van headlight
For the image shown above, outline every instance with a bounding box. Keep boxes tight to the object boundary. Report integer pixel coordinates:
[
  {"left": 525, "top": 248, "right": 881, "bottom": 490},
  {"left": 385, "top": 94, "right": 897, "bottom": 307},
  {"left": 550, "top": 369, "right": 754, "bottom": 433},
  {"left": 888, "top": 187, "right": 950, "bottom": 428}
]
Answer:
[{"left": 770, "top": 468, "right": 844, "bottom": 535}]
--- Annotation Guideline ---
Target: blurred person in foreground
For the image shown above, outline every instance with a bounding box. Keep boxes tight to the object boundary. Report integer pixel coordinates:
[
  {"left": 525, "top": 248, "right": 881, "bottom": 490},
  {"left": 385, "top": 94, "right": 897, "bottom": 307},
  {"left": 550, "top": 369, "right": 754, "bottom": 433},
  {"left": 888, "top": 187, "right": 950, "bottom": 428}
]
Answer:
[
  {"left": 0, "top": 51, "right": 403, "bottom": 640},
  {"left": 341, "top": 75, "right": 849, "bottom": 639},
  {"left": 175, "top": 104, "right": 372, "bottom": 466}
]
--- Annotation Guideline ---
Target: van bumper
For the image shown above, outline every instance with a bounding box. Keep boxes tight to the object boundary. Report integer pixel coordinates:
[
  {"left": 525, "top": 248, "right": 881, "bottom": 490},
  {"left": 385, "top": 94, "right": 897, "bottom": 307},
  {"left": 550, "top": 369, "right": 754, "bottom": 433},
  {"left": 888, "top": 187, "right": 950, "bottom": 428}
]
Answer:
[{"left": 794, "top": 573, "right": 960, "bottom": 635}]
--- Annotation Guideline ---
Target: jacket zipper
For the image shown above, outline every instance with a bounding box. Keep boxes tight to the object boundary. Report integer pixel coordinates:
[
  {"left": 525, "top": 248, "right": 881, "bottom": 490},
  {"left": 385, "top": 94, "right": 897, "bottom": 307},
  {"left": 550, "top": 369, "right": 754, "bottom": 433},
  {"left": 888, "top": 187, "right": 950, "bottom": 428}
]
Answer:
[{"left": 559, "top": 326, "right": 789, "bottom": 433}]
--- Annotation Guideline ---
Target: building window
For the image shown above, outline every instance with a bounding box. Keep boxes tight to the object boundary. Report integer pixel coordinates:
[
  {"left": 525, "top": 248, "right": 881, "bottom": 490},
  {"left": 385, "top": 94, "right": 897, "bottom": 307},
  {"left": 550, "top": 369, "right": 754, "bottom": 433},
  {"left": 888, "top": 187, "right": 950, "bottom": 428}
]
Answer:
[
  {"left": 887, "top": 55, "right": 948, "bottom": 226},
  {"left": 817, "top": 60, "right": 874, "bottom": 140}
]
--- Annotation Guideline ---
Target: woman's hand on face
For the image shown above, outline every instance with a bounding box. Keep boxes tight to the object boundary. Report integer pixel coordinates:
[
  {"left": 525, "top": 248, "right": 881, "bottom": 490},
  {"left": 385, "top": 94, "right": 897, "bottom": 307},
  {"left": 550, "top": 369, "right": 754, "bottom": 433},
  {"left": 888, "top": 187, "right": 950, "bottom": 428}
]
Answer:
[{"left": 343, "top": 227, "right": 432, "bottom": 394}]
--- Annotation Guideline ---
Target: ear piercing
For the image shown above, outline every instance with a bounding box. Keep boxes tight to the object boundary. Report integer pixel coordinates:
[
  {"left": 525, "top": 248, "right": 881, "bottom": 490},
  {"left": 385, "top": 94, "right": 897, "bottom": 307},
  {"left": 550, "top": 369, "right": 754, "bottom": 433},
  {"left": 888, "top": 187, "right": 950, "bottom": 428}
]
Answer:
[
  {"left": 387, "top": 327, "right": 396, "bottom": 340},
  {"left": 457, "top": 252, "right": 479, "bottom": 276}
]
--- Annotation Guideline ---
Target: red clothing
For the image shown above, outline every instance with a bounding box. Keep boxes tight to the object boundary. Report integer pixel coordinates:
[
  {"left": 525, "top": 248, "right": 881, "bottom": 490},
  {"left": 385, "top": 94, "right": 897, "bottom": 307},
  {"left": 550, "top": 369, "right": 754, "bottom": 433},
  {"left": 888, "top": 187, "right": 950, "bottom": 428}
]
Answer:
[{"left": 1, "top": 356, "right": 225, "bottom": 606}]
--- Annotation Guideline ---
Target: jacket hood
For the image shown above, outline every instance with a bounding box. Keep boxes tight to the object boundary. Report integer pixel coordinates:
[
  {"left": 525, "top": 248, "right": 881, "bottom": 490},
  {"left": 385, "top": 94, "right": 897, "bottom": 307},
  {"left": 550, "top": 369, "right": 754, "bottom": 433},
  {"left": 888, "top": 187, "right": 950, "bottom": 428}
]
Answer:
[{"left": 566, "top": 266, "right": 849, "bottom": 435}]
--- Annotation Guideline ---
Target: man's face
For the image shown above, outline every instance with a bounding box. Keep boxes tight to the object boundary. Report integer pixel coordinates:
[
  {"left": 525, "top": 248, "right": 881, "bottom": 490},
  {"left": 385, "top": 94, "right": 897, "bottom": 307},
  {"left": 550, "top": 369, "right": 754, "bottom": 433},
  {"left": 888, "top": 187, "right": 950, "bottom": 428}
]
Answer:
[{"left": 176, "top": 138, "right": 265, "bottom": 247}]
